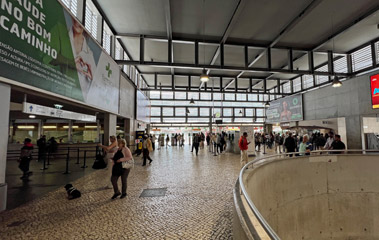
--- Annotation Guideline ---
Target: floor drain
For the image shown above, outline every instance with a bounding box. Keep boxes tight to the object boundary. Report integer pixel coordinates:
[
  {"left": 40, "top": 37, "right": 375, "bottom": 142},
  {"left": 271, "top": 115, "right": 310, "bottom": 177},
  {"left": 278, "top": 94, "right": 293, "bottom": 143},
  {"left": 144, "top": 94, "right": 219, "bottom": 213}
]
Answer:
[
  {"left": 7, "top": 220, "right": 26, "bottom": 227},
  {"left": 140, "top": 188, "right": 167, "bottom": 198}
]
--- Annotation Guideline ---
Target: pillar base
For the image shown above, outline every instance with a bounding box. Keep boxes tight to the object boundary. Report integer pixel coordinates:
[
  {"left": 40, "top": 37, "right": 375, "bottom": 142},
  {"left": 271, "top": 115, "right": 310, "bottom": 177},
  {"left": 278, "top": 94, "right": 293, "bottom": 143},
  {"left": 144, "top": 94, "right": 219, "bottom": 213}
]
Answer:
[{"left": 0, "top": 183, "right": 7, "bottom": 212}]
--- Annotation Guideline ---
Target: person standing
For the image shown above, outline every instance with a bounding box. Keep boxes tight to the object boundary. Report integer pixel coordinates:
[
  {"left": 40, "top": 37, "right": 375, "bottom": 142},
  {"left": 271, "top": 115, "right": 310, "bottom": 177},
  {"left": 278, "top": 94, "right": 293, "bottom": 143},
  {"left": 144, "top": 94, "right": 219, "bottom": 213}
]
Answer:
[
  {"left": 37, "top": 135, "right": 47, "bottom": 163},
  {"left": 47, "top": 137, "right": 58, "bottom": 159},
  {"left": 151, "top": 134, "right": 156, "bottom": 151},
  {"left": 284, "top": 132, "right": 296, "bottom": 157},
  {"left": 331, "top": 134, "right": 346, "bottom": 154},
  {"left": 239, "top": 132, "right": 250, "bottom": 168},
  {"left": 110, "top": 139, "right": 133, "bottom": 199},
  {"left": 165, "top": 135, "right": 170, "bottom": 148},
  {"left": 299, "top": 134, "right": 313, "bottom": 156},
  {"left": 324, "top": 132, "right": 334, "bottom": 150},
  {"left": 19, "top": 138, "right": 34, "bottom": 180},
  {"left": 206, "top": 134, "right": 210, "bottom": 146},
  {"left": 192, "top": 134, "right": 200, "bottom": 156},
  {"left": 142, "top": 135, "right": 153, "bottom": 166}
]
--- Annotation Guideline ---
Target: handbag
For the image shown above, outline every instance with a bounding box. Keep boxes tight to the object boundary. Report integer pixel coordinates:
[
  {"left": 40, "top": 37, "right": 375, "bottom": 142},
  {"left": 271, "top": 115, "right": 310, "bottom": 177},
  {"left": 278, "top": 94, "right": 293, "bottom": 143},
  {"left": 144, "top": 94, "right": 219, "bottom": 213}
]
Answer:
[{"left": 122, "top": 157, "right": 134, "bottom": 169}]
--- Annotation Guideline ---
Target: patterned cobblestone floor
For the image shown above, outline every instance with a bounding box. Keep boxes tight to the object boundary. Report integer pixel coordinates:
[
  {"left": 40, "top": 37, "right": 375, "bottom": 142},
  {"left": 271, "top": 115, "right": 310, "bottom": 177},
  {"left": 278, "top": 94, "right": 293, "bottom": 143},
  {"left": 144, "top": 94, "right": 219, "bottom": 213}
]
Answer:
[{"left": 0, "top": 146, "right": 264, "bottom": 239}]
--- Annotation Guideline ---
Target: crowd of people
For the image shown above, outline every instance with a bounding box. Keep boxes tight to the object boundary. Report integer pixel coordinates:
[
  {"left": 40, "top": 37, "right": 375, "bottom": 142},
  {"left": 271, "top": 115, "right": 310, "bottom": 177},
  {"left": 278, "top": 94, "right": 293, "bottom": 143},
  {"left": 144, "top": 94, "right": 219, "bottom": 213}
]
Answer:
[{"left": 253, "top": 131, "right": 346, "bottom": 156}]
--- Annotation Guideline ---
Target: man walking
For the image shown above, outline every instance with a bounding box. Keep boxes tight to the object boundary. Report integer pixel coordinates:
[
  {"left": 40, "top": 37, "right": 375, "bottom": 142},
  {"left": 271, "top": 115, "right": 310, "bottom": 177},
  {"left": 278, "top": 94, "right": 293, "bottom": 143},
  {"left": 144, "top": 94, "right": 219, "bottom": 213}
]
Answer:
[
  {"left": 239, "top": 132, "right": 250, "bottom": 168},
  {"left": 331, "top": 134, "right": 346, "bottom": 154}
]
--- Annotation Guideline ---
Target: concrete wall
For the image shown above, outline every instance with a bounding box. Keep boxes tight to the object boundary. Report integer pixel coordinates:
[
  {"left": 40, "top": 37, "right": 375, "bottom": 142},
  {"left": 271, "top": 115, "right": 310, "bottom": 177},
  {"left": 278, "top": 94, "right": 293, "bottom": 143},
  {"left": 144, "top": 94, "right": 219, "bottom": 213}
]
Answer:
[
  {"left": 303, "top": 70, "right": 379, "bottom": 149},
  {"left": 244, "top": 155, "right": 379, "bottom": 239}
]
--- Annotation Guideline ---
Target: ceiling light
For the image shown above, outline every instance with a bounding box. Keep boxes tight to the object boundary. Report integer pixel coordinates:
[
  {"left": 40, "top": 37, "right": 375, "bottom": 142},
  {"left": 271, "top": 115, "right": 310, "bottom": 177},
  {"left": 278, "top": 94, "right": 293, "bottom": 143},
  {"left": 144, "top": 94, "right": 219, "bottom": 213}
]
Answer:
[
  {"left": 332, "top": 76, "right": 342, "bottom": 88},
  {"left": 265, "top": 101, "right": 270, "bottom": 108},
  {"left": 239, "top": 110, "right": 242, "bottom": 114},
  {"left": 200, "top": 69, "right": 209, "bottom": 82},
  {"left": 63, "top": 126, "right": 79, "bottom": 129},
  {"left": 190, "top": 98, "right": 195, "bottom": 104},
  {"left": 18, "top": 126, "right": 35, "bottom": 129},
  {"left": 54, "top": 104, "right": 63, "bottom": 109},
  {"left": 43, "top": 126, "right": 57, "bottom": 129},
  {"left": 29, "top": 115, "right": 36, "bottom": 119},
  {"left": 84, "top": 126, "right": 98, "bottom": 129},
  {"left": 186, "top": 109, "right": 190, "bottom": 114}
]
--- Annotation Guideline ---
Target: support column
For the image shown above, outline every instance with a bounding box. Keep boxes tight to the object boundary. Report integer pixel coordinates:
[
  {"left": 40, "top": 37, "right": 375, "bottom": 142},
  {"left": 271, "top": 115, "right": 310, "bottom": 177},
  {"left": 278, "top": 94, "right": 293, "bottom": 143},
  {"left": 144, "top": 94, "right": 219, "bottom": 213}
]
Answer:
[
  {"left": 124, "top": 118, "right": 136, "bottom": 151},
  {"left": 104, "top": 113, "right": 117, "bottom": 145},
  {"left": 68, "top": 120, "right": 73, "bottom": 143},
  {"left": 0, "top": 83, "right": 11, "bottom": 212},
  {"left": 209, "top": 117, "right": 212, "bottom": 134}
]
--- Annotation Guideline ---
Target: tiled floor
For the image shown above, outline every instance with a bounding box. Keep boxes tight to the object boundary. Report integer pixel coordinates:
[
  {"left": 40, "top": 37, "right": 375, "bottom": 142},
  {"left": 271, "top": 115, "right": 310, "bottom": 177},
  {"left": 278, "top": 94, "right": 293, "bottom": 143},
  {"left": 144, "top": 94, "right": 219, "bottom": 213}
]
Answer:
[{"left": 0, "top": 145, "right": 272, "bottom": 239}]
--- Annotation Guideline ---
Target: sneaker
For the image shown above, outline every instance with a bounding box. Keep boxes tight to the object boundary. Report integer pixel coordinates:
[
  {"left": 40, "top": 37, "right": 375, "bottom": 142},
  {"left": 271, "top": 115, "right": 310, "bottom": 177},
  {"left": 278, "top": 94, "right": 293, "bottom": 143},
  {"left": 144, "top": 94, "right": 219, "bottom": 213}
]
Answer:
[
  {"left": 120, "top": 193, "right": 127, "bottom": 199},
  {"left": 149, "top": 159, "right": 153, "bottom": 164},
  {"left": 111, "top": 192, "right": 121, "bottom": 199}
]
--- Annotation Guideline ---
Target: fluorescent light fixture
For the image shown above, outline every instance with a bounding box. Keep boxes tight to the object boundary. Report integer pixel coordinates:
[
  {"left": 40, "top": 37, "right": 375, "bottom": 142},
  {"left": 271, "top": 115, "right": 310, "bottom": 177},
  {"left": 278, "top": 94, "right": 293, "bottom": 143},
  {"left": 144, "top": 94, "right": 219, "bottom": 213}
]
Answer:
[
  {"left": 43, "top": 126, "right": 57, "bottom": 129},
  {"left": 18, "top": 126, "right": 35, "bottom": 129},
  {"left": 54, "top": 104, "right": 63, "bottom": 109},
  {"left": 265, "top": 101, "right": 270, "bottom": 107},
  {"left": 85, "top": 126, "right": 98, "bottom": 129},
  {"left": 200, "top": 69, "right": 209, "bottom": 82},
  {"left": 63, "top": 126, "right": 79, "bottom": 129},
  {"left": 116, "top": 126, "right": 120, "bottom": 128},
  {"left": 190, "top": 98, "right": 195, "bottom": 104},
  {"left": 332, "top": 76, "right": 342, "bottom": 88},
  {"left": 29, "top": 115, "right": 36, "bottom": 119}
]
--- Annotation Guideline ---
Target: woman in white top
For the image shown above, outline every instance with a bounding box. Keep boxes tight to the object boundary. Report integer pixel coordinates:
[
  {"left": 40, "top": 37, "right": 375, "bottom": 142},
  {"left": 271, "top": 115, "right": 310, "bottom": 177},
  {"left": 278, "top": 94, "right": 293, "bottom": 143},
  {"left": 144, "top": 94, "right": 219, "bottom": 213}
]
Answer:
[{"left": 98, "top": 136, "right": 118, "bottom": 188}]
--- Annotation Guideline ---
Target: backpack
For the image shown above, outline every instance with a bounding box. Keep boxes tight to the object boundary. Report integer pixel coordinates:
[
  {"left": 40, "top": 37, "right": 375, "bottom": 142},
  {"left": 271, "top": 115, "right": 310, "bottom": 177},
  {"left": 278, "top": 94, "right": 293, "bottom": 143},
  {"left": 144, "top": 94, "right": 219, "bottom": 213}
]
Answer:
[{"left": 92, "top": 149, "right": 107, "bottom": 169}]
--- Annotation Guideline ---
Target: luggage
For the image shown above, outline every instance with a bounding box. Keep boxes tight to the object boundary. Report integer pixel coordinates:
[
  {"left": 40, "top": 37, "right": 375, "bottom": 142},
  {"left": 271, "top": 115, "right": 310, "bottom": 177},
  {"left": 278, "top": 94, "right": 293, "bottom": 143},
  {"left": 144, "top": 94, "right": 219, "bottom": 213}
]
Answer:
[{"left": 92, "top": 150, "right": 107, "bottom": 169}]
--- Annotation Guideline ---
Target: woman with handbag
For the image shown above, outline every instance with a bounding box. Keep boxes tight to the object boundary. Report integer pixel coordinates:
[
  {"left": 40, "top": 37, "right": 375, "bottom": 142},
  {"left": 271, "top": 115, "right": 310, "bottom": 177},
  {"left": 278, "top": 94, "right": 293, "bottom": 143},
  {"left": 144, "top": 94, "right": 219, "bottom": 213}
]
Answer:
[{"left": 110, "top": 139, "right": 133, "bottom": 199}]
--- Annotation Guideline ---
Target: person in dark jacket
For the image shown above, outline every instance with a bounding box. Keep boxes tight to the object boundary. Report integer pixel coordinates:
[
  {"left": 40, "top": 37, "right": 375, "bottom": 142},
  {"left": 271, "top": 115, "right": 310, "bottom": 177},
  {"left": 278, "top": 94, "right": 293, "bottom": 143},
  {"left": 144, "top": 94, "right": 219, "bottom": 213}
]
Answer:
[
  {"left": 47, "top": 137, "right": 58, "bottom": 157},
  {"left": 19, "top": 138, "right": 34, "bottom": 180},
  {"left": 37, "top": 135, "right": 47, "bottom": 162},
  {"left": 284, "top": 133, "right": 296, "bottom": 157}
]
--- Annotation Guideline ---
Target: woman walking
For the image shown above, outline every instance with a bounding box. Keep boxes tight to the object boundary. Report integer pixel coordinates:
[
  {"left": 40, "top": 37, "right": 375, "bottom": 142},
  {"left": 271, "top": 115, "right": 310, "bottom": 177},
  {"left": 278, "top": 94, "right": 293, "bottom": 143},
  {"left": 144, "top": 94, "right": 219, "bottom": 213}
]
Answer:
[{"left": 110, "top": 139, "right": 133, "bottom": 199}]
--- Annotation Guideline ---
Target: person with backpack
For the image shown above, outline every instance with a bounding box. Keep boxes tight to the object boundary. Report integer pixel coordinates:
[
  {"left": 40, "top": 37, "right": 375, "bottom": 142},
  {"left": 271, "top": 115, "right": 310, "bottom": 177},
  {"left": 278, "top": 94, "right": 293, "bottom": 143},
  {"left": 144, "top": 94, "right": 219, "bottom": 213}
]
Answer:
[{"left": 19, "top": 138, "right": 34, "bottom": 180}]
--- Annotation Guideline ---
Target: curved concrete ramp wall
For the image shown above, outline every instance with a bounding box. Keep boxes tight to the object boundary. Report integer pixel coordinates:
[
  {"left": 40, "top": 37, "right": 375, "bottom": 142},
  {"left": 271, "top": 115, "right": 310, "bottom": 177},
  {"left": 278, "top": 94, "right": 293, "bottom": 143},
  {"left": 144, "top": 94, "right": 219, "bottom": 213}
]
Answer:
[{"left": 244, "top": 155, "right": 379, "bottom": 239}]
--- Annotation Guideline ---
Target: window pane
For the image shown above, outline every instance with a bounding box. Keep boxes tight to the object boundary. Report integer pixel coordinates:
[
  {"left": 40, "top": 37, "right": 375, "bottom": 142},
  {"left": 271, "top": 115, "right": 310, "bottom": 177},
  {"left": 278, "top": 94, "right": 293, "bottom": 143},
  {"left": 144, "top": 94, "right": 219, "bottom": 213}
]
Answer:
[
  {"left": 175, "top": 108, "right": 185, "bottom": 116},
  {"left": 245, "top": 109, "right": 254, "bottom": 116},
  {"left": 200, "top": 93, "right": 211, "bottom": 100},
  {"left": 151, "top": 107, "right": 160, "bottom": 116},
  {"left": 187, "top": 108, "right": 198, "bottom": 116},
  {"left": 352, "top": 45, "right": 373, "bottom": 72},
  {"left": 223, "top": 108, "right": 232, "bottom": 116},
  {"left": 175, "top": 92, "right": 186, "bottom": 99},
  {"left": 225, "top": 93, "right": 235, "bottom": 101},
  {"left": 213, "top": 93, "right": 222, "bottom": 100},
  {"left": 162, "top": 91, "right": 174, "bottom": 99},
  {"left": 236, "top": 94, "right": 247, "bottom": 101},
  {"left": 248, "top": 94, "right": 258, "bottom": 101},
  {"left": 162, "top": 108, "right": 174, "bottom": 116},
  {"left": 200, "top": 108, "right": 209, "bottom": 116}
]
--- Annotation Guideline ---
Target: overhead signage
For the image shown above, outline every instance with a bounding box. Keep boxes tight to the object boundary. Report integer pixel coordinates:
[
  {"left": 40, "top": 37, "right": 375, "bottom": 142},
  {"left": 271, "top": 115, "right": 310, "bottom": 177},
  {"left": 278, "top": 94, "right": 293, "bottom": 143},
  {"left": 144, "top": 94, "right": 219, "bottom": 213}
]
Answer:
[
  {"left": 266, "top": 94, "right": 303, "bottom": 123},
  {"left": 370, "top": 74, "right": 379, "bottom": 109},
  {"left": 22, "top": 102, "right": 96, "bottom": 122},
  {"left": 0, "top": 0, "right": 120, "bottom": 113}
]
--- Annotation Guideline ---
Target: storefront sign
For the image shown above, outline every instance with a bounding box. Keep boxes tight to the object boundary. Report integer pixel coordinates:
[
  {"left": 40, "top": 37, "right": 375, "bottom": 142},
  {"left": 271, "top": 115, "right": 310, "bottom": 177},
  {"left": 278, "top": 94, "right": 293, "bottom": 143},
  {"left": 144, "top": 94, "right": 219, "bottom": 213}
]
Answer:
[
  {"left": 266, "top": 94, "right": 303, "bottom": 123},
  {"left": 0, "top": 0, "right": 120, "bottom": 113},
  {"left": 370, "top": 74, "right": 379, "bottom": 109},
  {"left": 22, "top": 102, "right": 96, "bottom": 122}
]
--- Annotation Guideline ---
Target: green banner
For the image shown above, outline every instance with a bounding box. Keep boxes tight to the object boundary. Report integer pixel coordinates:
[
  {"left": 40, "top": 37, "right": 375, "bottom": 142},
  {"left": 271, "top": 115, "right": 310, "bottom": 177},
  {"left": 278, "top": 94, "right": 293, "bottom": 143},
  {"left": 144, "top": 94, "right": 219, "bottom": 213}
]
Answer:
[{"left": 0, "top": 0, "right": 120, "bottom": 113}]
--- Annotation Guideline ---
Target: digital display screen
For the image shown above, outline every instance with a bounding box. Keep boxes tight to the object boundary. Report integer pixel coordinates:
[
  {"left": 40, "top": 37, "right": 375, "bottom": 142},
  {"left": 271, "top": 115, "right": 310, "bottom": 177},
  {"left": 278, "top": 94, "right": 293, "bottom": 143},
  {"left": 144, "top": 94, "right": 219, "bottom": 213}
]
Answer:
[
  {"left": 266, "top": 94, "right": 303, "bottom": 123},
  {"left": 370, "top": 74, "right": 379, "bottom": 109}
]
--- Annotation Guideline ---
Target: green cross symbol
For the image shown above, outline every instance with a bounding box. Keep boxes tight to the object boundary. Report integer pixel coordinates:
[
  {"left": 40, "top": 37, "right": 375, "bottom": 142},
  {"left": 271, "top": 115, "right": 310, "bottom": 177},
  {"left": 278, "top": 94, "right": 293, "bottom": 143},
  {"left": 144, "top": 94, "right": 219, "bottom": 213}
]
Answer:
[{"left": 105, "top": 63, "right": 112, "bottom": 77}]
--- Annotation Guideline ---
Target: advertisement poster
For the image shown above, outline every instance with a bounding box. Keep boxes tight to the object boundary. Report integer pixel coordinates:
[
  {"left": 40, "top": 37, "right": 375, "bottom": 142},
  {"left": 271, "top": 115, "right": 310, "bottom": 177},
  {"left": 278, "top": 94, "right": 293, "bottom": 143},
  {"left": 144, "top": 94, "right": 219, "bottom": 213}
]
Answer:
[
  {"left": 266, "top": 94, "right": 303, "bottom": 123},
  {"left": 370, "top": 74, "right": 379, "bottom": 109},
  {"left": 136, "top": 90, "right": 151, "bottom": 123},
  {"left": 0, "top": 0, "right": 120, "bottom": 113}
]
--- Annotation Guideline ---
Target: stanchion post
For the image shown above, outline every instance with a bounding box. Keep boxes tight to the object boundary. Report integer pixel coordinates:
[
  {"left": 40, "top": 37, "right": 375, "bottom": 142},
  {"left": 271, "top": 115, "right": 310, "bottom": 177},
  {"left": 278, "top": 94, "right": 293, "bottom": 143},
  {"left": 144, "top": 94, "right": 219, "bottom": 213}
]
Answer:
[
  {"left": 63, "top": 153, "right": 70, "bottom": 174},
  {"left": 81, "top": 150, "right": 88, "bottom": 168},
  {"left": 76, "top": 148, "right": 80, "bottom": 164},
  {"left": 40, "top": 153, "right": 47, "bottom": 170},
  {"left": 47, "top": 152, "right": 51, "bottom": 165}
]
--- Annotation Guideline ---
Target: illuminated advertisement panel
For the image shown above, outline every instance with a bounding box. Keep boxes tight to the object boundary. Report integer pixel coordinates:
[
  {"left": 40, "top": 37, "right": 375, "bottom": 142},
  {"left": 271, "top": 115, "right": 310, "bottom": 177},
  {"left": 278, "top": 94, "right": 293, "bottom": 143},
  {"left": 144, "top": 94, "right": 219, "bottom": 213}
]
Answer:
[{"left": 370, "top": 74, "right": 379, "bottom": 109}]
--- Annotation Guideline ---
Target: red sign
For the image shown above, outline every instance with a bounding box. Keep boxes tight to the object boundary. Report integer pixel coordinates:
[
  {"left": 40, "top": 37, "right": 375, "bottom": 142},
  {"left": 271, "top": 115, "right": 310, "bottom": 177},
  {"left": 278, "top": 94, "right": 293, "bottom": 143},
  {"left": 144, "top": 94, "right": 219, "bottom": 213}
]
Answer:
[{"left": 371, "top": 74, "right": 379, "bottom": 109}]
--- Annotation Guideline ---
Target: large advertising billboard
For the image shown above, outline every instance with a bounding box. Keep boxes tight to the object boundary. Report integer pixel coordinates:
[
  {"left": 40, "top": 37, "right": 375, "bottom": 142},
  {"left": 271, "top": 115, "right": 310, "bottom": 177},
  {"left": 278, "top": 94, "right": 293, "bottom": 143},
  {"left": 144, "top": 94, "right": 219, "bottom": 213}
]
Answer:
[
  {"left": 266, "top": 94, "right": 303, "bottom": 123},
  {"left": 0, "top": 0, "right": 120, "bottom": 113},
  {"left": 136, "top": 90, "right": 150, "bottom": 123},
  {"left": 370, "top": 74, "right": 379, "bottom": 109}
]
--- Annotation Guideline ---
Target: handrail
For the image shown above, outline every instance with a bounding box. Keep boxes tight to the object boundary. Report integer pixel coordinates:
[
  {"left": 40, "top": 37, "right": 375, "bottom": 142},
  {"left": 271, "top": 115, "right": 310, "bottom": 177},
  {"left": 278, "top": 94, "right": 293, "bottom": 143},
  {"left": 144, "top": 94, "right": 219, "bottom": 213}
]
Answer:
[{"left": 238, "top": 149, "right": 379, "bottom": 240}]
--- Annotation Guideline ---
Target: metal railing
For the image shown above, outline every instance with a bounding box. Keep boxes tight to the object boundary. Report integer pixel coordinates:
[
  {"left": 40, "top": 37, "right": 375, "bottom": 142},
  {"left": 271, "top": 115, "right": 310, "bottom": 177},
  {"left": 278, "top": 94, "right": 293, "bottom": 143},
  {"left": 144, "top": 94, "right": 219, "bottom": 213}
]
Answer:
[{"left": 237, "top": 149, "right": 379, "bottom": 240}]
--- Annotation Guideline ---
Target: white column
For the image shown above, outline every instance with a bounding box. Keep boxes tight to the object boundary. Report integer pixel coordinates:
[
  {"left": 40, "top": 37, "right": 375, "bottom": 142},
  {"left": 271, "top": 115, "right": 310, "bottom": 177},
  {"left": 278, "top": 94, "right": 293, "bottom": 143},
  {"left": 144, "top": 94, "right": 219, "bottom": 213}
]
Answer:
[
  {"left": 0, "top": 83, "right": 11, "bottom": 211},
  {"left": 104, "top": 113, "right": 117, "bottom": 145}
]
